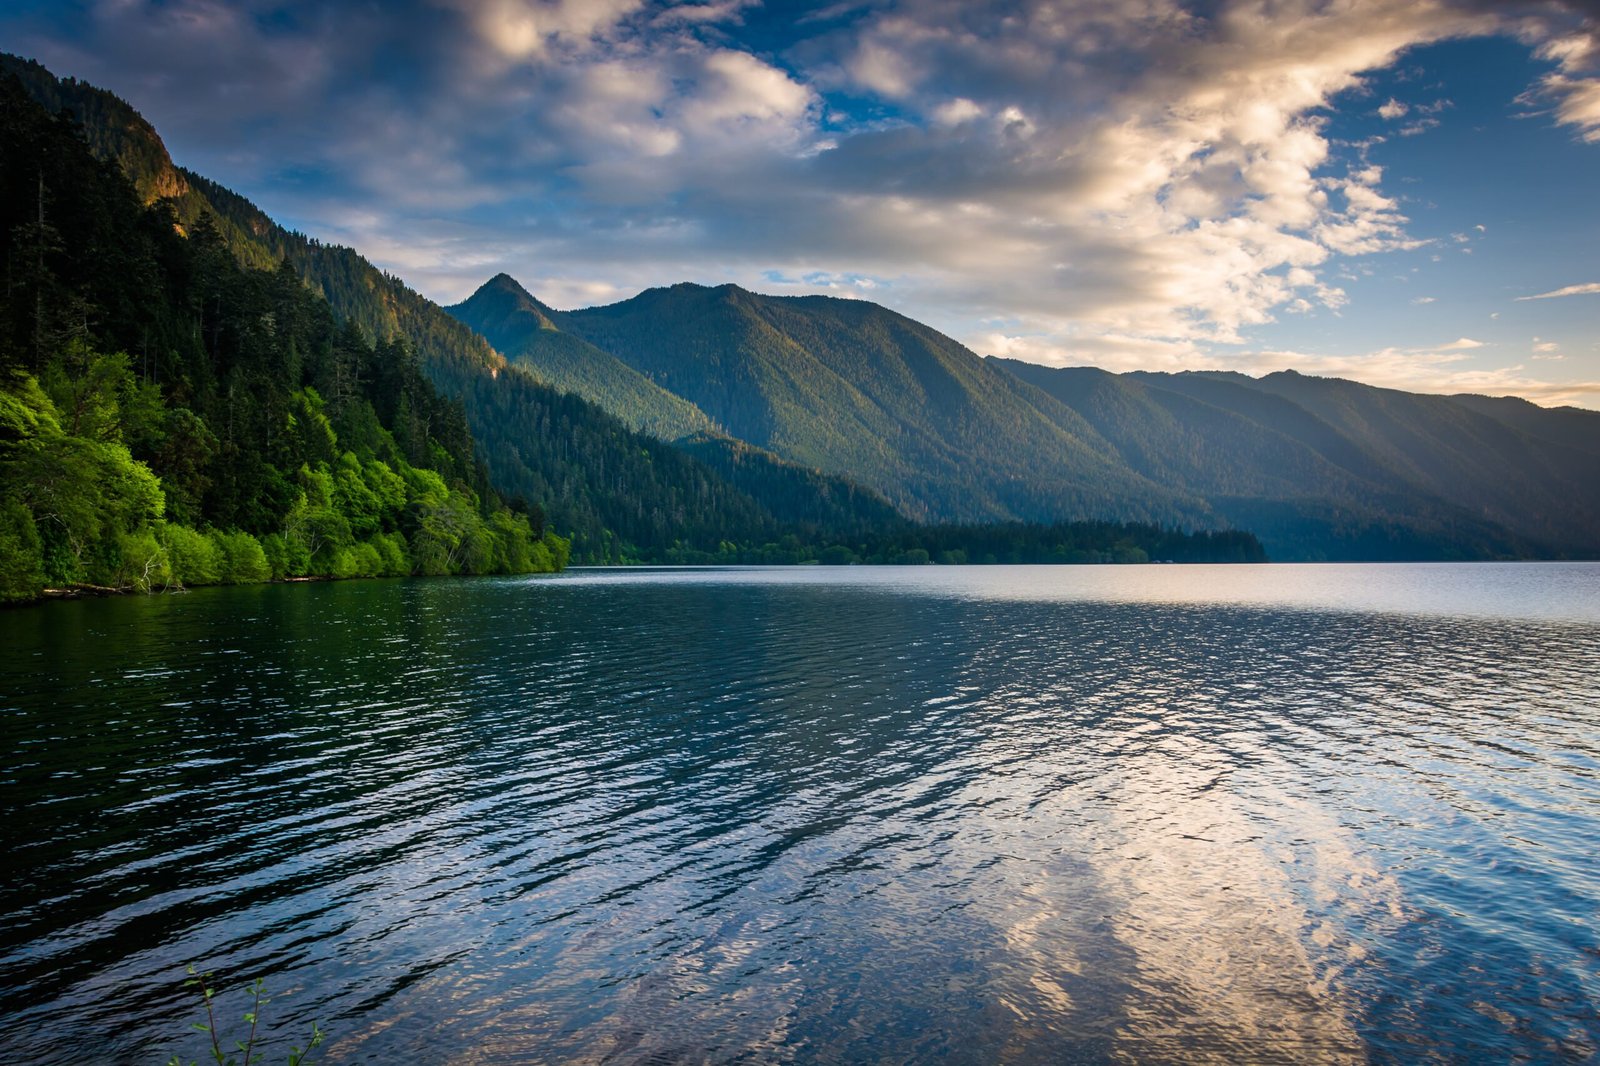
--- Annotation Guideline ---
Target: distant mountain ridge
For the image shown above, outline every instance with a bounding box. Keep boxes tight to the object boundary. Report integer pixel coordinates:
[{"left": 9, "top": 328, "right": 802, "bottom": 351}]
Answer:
[
  {"left": 1005, "top": 360, "right": 1600, "bottom": 559},
  {"left": 450, "top": 271, "right": 1600, "bottom": 561},
  {"left": 549, "top": 281, "right": 1208, "bottom": 526}
]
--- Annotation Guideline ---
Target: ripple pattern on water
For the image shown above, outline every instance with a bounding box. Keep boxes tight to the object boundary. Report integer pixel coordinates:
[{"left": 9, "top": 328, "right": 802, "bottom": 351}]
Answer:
[{"left": 2, "top": 565, "right": 1598, "bottom": 1064}]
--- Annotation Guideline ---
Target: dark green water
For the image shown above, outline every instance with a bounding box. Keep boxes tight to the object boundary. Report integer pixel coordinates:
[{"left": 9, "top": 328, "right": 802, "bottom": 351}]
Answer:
[{"left": 2, "top": 564, "right": 1598, "bottom": 1064}]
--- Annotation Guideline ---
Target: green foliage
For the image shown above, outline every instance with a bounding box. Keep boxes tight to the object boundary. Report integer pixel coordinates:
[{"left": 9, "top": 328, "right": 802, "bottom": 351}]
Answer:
[
  {"left": 0, "top": 74, "right": 565, "bottom": 603},
  {"left": 213, "top": 530, "right": 271, "bottom": 584},
  {"left": 0, "top": 369, "right": 165, "bottom": 587},
  {"left": 0, "top": 499, "right": 44, "bottom": 602},
  {"left": 165, "top": 965, "right": 323, "bottom": 1066},
  {"left": 160, "top": 523, "right": 220, "bottom": 585}
]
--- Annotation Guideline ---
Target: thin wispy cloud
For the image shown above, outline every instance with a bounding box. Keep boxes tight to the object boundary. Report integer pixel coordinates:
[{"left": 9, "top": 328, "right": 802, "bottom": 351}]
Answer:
[{"left": 1517, "top": 282, "right": 1600, "bottom": 299}]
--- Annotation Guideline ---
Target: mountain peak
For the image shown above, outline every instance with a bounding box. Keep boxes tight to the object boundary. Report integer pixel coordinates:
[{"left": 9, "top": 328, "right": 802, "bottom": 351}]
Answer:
[
  {"left": 484, "top": 271, "right": 527, "bottom": 293},
  {"left": 456, "top": 273, "right": 559, "bottom": 330}
]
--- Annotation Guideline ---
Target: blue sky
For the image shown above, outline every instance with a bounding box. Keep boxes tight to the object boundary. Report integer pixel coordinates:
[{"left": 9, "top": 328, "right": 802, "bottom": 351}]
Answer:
[{"left": 4, "top": 0, "right": 1598, "bottom": 406}]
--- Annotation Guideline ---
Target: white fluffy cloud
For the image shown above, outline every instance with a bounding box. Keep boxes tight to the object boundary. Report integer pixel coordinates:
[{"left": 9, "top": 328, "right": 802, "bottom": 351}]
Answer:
[
  {"left": 11, "top": 0, "right": 1599, "bottom": 405},
  {"left": 1534, "top": 30, "right": 1600, "bottom": 141}
]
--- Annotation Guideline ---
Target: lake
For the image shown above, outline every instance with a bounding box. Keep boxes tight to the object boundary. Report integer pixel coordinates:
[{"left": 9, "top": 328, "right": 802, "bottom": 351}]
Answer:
[{"left": 2, "top": 563, "right": 1598, "bottom": 1063}]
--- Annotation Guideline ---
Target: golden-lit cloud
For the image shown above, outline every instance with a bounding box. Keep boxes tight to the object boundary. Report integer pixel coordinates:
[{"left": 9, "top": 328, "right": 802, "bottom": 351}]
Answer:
[{"left": 8, "top": 0, "right": 1598, "bottom": 407}]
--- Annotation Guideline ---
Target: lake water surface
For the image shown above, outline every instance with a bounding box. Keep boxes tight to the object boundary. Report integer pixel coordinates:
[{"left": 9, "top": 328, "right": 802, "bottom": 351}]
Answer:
[{"left": 2, "top": 564, "right": 1598, "bottom": 1063}]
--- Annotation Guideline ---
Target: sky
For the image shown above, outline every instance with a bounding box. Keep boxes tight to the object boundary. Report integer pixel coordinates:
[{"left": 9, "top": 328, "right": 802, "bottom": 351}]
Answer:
[{"left": 3, "top": 0, "right": 1599, "bottom": 407}]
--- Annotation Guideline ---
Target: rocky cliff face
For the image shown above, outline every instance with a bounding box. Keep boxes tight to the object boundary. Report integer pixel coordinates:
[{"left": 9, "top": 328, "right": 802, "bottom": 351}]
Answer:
[{"left": 1, "top": 53, "right": 191, "bottom": 207}]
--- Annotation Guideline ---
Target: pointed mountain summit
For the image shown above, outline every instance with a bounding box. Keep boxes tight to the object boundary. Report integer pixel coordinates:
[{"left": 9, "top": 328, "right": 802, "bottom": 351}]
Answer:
[
  {"left": 447, "top": 275, "right": 716, "bottom": 442},
  {"left": 466, "top": 273, "right": 564, "bottom": 330}
]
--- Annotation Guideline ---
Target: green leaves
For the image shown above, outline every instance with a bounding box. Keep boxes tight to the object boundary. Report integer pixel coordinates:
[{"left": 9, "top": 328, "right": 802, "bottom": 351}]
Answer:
[
  {"left": 169, "top": 965, "right": 322, "bottom": 1066},
  {"left": 0, "top": 366, "right": 166, "bottom": 589}
]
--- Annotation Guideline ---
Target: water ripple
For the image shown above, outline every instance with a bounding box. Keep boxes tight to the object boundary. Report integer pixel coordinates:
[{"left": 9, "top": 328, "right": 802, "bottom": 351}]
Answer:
[{"left": 2, "top": 565, "right": 1598, "bottom": 1063}]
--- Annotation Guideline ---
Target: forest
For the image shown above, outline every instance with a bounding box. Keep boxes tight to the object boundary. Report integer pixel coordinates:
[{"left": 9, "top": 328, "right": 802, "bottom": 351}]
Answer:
[
  {"left": 0, "top": 74, "right": 567, "bottom": 604},
  {"left": 0, "top": 62, "right": 1268, "bottom": 597},
  {"left": 651, "top": 520, "right": 1266, "bottom": 566}
]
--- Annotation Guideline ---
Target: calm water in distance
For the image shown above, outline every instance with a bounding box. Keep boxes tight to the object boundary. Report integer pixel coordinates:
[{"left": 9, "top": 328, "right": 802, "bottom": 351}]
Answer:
[{"left": 2, "top": 563, "right": 1598, "bottom": 1064}]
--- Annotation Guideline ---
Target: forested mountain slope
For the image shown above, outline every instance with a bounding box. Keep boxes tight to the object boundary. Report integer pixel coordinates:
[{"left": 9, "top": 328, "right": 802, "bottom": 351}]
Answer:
[
  {"left": 446, "top": 274, "right": 714, "bottom": 442},
  {"left": 1447, "top": 393, "right": 1600, "bottom": 457},
  {"left": 1238, "top": 370, "right": 1600, "bottom": 552},
  {"left": 0, "top": 74, "right": 565, "bottom": 602},
  {"left": 5, "top": 54, "right": 903, "bottom": 563},
  {"left": 459, "top": 260, "right": 1597, "bottom": 560},
  {"left": 554, "top": 282, "right": 1208, "bottom": 526},
  {"left": 0, "top": 54, "right": 279, "bottom": 272}
]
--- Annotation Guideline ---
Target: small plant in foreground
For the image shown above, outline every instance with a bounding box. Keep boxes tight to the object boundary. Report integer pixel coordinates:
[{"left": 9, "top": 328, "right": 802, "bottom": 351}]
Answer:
[{"left": 165, "top": 965, "right": 323, "bottom": 1066}]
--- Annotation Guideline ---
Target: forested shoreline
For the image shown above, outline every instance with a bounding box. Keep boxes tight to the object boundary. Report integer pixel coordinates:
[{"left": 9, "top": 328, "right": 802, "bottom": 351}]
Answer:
[
  {"left": 0, "top": 75, "right": 567, "bottom": 605},
  {"left": 644, "top": 520, "right": 1265, "bottom": 566}
]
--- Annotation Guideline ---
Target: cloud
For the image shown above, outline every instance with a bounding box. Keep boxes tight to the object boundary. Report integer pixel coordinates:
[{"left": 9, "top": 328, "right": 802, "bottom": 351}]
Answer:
[
  {"left": 932, "top": 97, "right": 984, "bottom": 126},
  {"left": 975, "top": 330, "right": 1600, "bottom": 406},
  {"left": 1531, "top": 29, "right": 1600, "bottom": 142},
  {"left": 449, "top": 0, "right": 644, "bottom": 61},
  {"left": 5, "top": 0, "right": 1598, "bottom": 409},
  {"left": 1516, "top": 282, "right": 1600, "bottom": 299},
  {"left": 1222, "top": 345, "right": 1600, "bottom": 407},
  {"left": 677, "top": 50, "right": 814, "bottom": 138}
]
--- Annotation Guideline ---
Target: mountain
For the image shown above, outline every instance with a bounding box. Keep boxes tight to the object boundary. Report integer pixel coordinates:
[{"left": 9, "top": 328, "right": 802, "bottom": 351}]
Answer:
[
  {"left": 449, "top": 264, "right": 1598, "bottom": 560},
  {"left": 998, "top": 359, "right": 1600, "bottom": 559},
  {"left": 549, "top": 281, "right": 1208, "bottom": 526},
  {"left": 446, "top": 273, "right": 714, "bottom": 441},
  {"left": 4, "top": 54, "right": 904, "bottom": 563},
  {"left": 0, "top": 54, "right": 280, "bottom": 272},
  {"left": 0, "top": 72, "right": 567, "bottom": 602},
  {"left": 1447, "top": 393, "right": 1600, "bottom": 458}
]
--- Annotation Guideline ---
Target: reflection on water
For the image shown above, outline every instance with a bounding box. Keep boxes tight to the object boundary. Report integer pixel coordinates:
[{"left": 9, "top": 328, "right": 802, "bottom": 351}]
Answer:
[{"left": 2, "top": 564, "right": 1598, "bottom": 1064}]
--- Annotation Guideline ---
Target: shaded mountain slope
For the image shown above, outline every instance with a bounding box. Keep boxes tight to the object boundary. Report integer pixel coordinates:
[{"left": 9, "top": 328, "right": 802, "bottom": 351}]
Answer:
[
  {"left": 446, "top": 274, "right": 715, "bottom": 441},
  {"left": 181, "top": 170, "right": 505, "bottom": 378},
  {"left": 1447, "top": 393, "right": 1600, "bottom": 458},
  {"left": 554, "top": 282, "right": 1207, "bottom": 526},
  {"left": 1152, "top": 370, "right": 1600, "bottom": 556}
]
